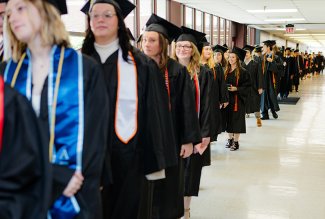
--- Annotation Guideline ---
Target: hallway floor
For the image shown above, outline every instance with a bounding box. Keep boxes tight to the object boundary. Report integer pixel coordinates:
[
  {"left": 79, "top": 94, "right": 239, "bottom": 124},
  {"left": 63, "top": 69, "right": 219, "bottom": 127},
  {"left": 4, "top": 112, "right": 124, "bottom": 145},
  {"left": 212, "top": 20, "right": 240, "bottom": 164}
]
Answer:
[{"left": 191, "top": 74, "right": 325, "bottom": 219}]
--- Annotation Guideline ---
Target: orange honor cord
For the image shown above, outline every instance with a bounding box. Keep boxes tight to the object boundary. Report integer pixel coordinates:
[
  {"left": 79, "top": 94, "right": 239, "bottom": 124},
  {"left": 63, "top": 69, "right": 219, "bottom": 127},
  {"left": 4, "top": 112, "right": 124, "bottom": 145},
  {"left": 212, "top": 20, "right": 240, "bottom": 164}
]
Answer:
[
  {"left": 212, "top": 67, "right": 216, "bottom": 80},
  {"left": 164, "top": 68, "right": 171, "bottom": 110},
  {"left": 194, "top": 74, "right": 200, "bottom": 113},
  {"left": 234, "top": 75, "right": 239, "bottom": 112}
]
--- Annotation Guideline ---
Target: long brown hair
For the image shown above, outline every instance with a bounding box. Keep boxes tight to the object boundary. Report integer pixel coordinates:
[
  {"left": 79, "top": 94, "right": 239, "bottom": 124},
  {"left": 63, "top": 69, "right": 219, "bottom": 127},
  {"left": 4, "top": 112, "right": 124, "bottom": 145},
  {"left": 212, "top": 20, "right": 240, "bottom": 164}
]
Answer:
[
  {"left": 224, "top": 53, "right": 241, "bottom": 79},
  {"left": 141, "top": 32, "right": 169, "bottom": 71},
  {"left": 6, "top": 0, "right": 70, "bottom": 61},
  {"left": 172, "top": 42, "right": 200, "bottom": 78}
]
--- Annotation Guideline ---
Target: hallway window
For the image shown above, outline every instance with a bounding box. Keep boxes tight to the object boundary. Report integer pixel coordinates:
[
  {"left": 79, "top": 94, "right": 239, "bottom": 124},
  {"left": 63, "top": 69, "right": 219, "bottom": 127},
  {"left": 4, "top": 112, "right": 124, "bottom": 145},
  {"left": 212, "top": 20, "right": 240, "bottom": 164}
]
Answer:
[
  {"left": 61, "top": 0, "right": 87, "bottom": 49},
  {"left": 205, "top": 13, "right": 211, "bottom": 43},
  {"left": 213, "top": 16, "right": 219, "bottom": 45},
  {"left": 225, "top": 20, "right": 230, "bottom": 46},
  {"left": 220, "top": 18, "right": 225, "bottom": 45},
  {"left": 196, "top": 10, "right": 203, "bottom": 32},
  {"left": 185, "top": 7, "right": 193, "bottom": 28},
  {"left": 157, "top": 0, "right": 167, "bottom": 19},
  {"left": 140, "top": 0, "right": 153, "bottom": 34}
]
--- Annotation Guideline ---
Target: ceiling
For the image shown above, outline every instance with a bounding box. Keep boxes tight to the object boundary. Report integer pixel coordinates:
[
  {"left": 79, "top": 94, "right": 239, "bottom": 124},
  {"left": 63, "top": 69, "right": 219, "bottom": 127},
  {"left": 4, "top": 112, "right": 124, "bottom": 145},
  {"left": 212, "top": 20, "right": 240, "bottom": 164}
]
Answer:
[{"left": 174, "top": 0, "right": 325, "bottom": 51}]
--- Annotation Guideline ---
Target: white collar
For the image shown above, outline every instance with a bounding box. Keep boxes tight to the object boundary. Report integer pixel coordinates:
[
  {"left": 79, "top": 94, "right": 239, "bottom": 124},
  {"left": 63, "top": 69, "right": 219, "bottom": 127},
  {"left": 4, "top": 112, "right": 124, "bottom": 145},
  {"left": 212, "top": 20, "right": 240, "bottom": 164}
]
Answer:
[{"left": 94, "top": 38, "right": 119, "bottom": 63}]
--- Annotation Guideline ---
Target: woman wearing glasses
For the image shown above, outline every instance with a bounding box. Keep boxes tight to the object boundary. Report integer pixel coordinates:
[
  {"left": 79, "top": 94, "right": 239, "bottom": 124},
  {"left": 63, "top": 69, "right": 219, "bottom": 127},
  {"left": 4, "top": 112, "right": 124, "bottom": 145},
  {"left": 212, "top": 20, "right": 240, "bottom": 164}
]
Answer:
[
  {"left": 2, "top": 0, "right": 108, "bottom": 218},
  {"left": 81, "top": 1, "right": 175, "bottom": 218},
  {"left": 172, "top": 26, "right": 212, "bottom": 219},
  {"left": 141, "top": 14, "right": 201, "bottom": 219}
]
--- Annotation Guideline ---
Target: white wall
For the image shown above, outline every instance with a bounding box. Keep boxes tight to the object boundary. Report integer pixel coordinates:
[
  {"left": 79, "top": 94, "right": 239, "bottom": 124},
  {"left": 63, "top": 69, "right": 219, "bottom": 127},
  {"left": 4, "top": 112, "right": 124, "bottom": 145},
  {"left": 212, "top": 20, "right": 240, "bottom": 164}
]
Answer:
[{"left": 258, "top": 31, "right": 297, "bottom": 49}]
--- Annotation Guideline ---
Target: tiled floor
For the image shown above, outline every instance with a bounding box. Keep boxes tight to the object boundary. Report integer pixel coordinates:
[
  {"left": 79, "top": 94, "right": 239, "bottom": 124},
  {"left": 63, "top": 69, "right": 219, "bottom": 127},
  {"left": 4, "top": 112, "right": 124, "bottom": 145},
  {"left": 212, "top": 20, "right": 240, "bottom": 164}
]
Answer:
[{"left": 191, "top": 75, "right": 325, "bottom": 219}]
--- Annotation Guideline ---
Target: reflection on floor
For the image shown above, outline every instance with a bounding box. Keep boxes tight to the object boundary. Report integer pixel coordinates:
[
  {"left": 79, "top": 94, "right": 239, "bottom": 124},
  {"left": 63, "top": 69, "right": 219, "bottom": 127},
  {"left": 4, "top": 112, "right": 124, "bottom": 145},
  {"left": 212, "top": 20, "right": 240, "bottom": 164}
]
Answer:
[{"left": 191, "top": 75, "right": 325, "bottom": 219}]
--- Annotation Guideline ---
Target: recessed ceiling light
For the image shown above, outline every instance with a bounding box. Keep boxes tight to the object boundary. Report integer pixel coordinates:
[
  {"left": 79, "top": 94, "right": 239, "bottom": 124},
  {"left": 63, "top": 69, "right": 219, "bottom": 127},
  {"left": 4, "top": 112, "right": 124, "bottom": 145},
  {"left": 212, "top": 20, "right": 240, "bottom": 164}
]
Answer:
[{"left": 247, "top": 9, "right": 298, "bottom": 13}]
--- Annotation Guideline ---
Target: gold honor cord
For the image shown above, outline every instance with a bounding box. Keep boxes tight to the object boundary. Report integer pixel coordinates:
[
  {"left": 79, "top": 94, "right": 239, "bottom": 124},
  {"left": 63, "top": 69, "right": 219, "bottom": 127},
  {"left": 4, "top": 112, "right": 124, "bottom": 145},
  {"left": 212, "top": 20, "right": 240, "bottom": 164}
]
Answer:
[
  {"left": 10, "top": 53, "right": 27, "bottom": 88},
  {"left": 48, "top": 46, "right": 65, "bottom": 161},
  {"left": 10, "top": 47, "right": 65, "bottom": 161}
]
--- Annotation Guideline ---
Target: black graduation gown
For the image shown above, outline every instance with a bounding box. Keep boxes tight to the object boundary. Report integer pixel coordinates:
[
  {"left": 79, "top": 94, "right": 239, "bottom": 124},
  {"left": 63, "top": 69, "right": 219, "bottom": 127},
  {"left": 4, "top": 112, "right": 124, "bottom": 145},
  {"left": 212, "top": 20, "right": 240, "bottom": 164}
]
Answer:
[
  {"left": 0, "top": 84, "right": 51, "bottom": 219},
  {"left": 280, "top": 56, "right": 295, "bottom": 97},
  {"left": 1, "top": 55, "right": 109, "bottom": 219},
  {"left": 184, "top": 65, "right": 212, "bottom": 197},
  {"left": 293, "top": 56, "right": 303, "bottom": 86},
  {"left": 86, "top": 48, "right": 176, "bottom": 219},
  {"left": 152, "top": 59, "right": 201, "bottom": 219},
  {"left": 223, "top": 67, "right": 251, "bottom": 133},
  {"left": 314, "top": 55, "right": 323, "bottom": 72},
  {"left": 205, "top": 64, "right": 228, "bottom": 141},
  {"left": 242, "top": 60, "right": 263, "bottom": 113},
  {"left": 261, "top": 54, "right": 282, "bottom": 115}
]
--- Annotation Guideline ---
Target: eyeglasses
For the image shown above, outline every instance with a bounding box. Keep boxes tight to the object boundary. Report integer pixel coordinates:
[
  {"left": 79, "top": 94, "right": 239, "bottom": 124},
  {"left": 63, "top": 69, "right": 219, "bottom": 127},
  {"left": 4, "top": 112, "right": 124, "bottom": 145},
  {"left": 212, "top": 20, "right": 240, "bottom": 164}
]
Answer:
[
  {"left": 89, "top": 12, "right": 116, "bottom": 20},
  {"left": 176, "top": 44, "right": 192, "bottom": 51}
]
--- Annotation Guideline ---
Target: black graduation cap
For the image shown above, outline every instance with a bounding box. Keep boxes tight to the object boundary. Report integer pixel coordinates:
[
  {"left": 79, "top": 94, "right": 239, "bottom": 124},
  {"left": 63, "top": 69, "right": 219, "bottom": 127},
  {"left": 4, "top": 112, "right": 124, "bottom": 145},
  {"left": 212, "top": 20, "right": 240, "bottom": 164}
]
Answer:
[
  {"left": 242, "top": 45, "right": 255, "bottom": 53},
  {"left": 285, "top": 47, "right": 291, "bottom": 51},
  {"left": 263, "top": 40, "right": 276, "bottom": 47},
  {"left": 230, "top": 46, "right": 246, "bottom": 62},
  {"left": 81, "top": 0, "right": 135, "bottom": 18},
  {"left": 176, "top": 26, "right": 206, "bottom": 46},
  {"left": 145, "top": 14, "right": 182, "bottom": 43},
  {"left": 0, "top": 0, "right": 8, "bottom": 3},
  {"left": 255, "top": 46, "right": 262, "bottom": 53},
  {"left": 47, "top": 0, "right": 68, "bottom": 15},
  {"left": 213, "top": 44, "right": 228, "bottom": 53},
  {"left": 127, "top": 28, "right": 135, "bottom": 41},
  {"left": 223, "top": 44, "right": 229, "bottom": 49},
  {"left": 294, "top": 49, "right": 299, "bottom": 52},
  {"left": 197, "top": 37, "right": 210, "bottom": 54}
]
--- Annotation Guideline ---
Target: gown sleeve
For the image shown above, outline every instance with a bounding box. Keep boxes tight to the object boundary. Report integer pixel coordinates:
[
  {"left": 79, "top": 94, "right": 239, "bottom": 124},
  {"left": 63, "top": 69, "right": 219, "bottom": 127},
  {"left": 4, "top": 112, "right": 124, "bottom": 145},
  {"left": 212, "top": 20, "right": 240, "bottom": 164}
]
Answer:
[
  {"left": 179, "top": 66, "right": 201, "bottom": 145},
  {"left": 143, "top": 58, "right": 174, "bottom": 174},
  {"left": 217, "top": 65, "right": 229, "bottom": 103},
  {"left": 237, "top": 68, "right": 251, "bottom": 104},
  {"left": 0, "top": 84, "right": 50, "bottom": 219},
  {"left": 199, "top": 66, "right": 212, "bottom": 138}
]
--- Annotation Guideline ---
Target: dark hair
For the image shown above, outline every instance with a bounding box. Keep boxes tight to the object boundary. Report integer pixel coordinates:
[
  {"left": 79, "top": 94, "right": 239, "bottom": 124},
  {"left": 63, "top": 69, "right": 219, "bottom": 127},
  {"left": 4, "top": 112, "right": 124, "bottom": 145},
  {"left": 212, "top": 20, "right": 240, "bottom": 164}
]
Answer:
[{"left": 81, "top": 2, "right": 132, "bottom": 62}]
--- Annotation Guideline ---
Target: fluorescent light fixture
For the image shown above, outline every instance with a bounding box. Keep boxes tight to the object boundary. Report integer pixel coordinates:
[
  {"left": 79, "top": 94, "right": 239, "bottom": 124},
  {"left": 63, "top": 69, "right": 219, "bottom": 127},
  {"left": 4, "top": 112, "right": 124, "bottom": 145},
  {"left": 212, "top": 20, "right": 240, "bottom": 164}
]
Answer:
[
  {"left": 284, "top": 34, "right": 325, "bottom": 37},
  {"left": 288, "top": 35, "right": 310, "bottom": 38},
  {"left": 275, "top": 28, "right": 306, "bottom": 31},
  {"left": 265, "top": 18, "right": 305, "bottom": 22},
  {"left": 247, "top": 9, "right": 298, "bottom": 13}
]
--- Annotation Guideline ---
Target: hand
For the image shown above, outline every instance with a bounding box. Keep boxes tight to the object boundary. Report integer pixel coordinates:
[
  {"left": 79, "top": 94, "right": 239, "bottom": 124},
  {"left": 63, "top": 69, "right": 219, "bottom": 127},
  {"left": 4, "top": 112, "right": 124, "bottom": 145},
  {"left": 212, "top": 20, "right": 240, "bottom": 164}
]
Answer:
[
  {"left": 193, "top": 143, "right": 201, "bottom": 154},
  {"left": 180, "top": 143, "right": 193, "bottom": 158},
  {"left": 223, "top": 102, "right": 229, "bottom": 108},
  {"left": 290, "top": 75, "right": 294, "bottom": 79},
  {"left": 201, "top": 137, "right": 210, "bottom": 148},
  {"left": 266, "top": 57, "right": 273, "bottom": 62},
  {"left": 258, "top": 88, "right": 263, "bottom": 95},
  {"left": 63, "top": 171, "right": 84, "bottom": 197},
  {"left": 283, "top": 62, "right": 287, "bottom": 66},
  {"left": 228, "top": 86, "right": 237, "bottom": 92}
]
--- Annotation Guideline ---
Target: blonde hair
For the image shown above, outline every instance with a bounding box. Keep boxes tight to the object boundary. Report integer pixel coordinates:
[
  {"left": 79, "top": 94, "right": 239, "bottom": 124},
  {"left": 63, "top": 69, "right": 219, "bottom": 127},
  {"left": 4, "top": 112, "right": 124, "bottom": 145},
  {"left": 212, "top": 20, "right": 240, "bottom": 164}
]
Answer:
[
  {"left": 200, "top": 46, "right": 215, "bottom": 69},
  {"left": 225, "top": 53, "right": 241, "bottom": 79},
  {"left": 172, "top": 41, "right": 200, "bottom": 78},
  {"left": 6, "top": 0, "right": 70, "bottom": 61}
]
